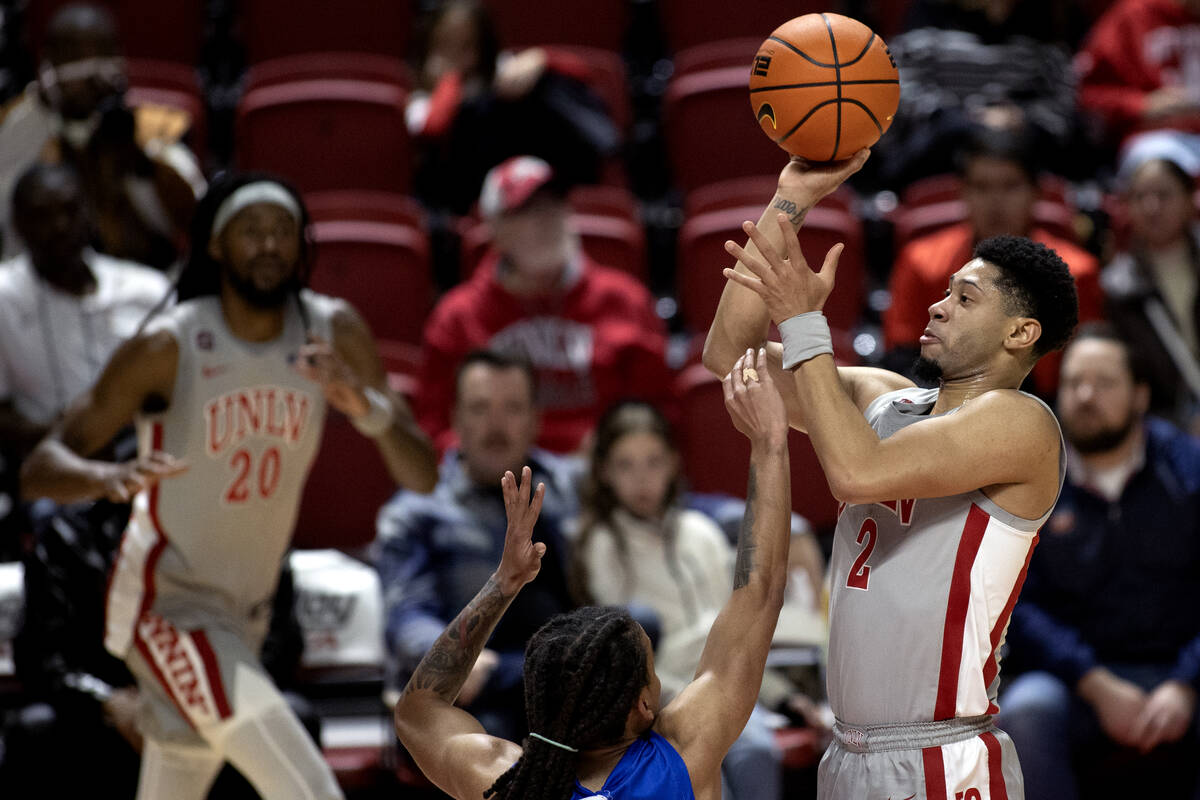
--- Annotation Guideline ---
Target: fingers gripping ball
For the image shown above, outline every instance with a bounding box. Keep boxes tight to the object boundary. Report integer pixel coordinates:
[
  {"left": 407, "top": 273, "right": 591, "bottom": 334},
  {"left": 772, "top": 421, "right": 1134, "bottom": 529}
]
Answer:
[{"left": 749, "top": 13, "right": 900, "bottom": 162}]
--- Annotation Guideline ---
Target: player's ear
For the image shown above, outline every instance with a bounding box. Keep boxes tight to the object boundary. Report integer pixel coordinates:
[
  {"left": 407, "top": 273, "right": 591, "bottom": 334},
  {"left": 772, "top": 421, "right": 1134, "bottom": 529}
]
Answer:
[
  {"left": 207, "top": 235, "right": 222, "bottom": 262},
  {"left": 1005, "top": 317, "right": 1041, "bottom": 354}
]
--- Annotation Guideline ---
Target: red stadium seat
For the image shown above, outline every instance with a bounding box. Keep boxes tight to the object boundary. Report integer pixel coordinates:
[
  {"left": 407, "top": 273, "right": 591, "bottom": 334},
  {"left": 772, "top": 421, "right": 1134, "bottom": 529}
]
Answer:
[
  {"left": 675, "top": 363, "right": 840, "bottom": 533},
  {"left": 123, "top": 58, "right": 207, "bottom": 162},
  {"left": 375, "top": 339, "right": 423, "bottom": 402},
  {"left": 305, "top": 191, "right": 425, "bottom": 228},
  {"left": 568, "top": 184, "right": 641, "bottom": 225},
  {"left": 482, "top": 0, "right": 628, "bottom": 50},
  {"left": 244, "top": 53, "right": 410, "bottom": 92},
  {"left": 236, "top": 79, "right": 411, "bottom": 193},
  {"left": 664, "top": 56, "right": 791, "bottom": 192},
  {"left": 658, "top": 0, "right": 826, "bottom": 53},
  {"left": 293, "top": 413, "right": 396, "bottom": 550},
  {"left": 241, "top": 0, "right": 414, "bottom": 62},
  {"left": 308, "top": 219, "right": 432, "bottom": 345},
  {"left": 684, "top": 176, "right": 854, "bottom": 217},
  {"left": 676, "top": 199, "right": 866, "bottom": 334},
  {"left": 28, "top": 0, "right": 203, "bottom": 64}
]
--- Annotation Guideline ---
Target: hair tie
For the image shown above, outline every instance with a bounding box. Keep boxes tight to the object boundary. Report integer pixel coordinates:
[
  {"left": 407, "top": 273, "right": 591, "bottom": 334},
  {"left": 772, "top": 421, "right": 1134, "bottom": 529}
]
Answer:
[{"left": 529, "top": 732, "right": 578, "bottom": 753}]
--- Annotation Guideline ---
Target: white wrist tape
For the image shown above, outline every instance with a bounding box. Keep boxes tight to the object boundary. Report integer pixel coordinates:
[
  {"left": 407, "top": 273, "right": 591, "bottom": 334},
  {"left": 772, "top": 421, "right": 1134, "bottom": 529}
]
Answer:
[
  {"left": 779, "top": 311, "right": 833, "bottom": 370},
  {"left": 351, "top": 386, "right": 395, "bottom": 437}
]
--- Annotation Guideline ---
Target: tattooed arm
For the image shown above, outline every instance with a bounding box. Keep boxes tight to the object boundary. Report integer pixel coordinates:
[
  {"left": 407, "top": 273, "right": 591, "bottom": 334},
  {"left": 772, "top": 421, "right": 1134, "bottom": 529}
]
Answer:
[
  {"left": 656, "top": 348, "right": 794, "bottom": 791},
  {"left": 393, "top": 468, "right": 546, "bottom": 800}
]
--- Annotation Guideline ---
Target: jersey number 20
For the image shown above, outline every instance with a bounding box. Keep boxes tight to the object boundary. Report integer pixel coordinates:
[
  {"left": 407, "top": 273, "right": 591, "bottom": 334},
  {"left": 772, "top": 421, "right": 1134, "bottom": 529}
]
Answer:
[
  {"left": 845, "top": 518, "right": 877, "bottom": 590},
  {"left": 224, "top": 447, "right": 282, "bottom": 503}
]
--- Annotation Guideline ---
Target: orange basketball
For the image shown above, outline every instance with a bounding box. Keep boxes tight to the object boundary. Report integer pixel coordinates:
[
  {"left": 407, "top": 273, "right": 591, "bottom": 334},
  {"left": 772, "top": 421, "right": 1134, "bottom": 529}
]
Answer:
[{"left": 749, "top": 13, "right": 900, "bottom": 162}]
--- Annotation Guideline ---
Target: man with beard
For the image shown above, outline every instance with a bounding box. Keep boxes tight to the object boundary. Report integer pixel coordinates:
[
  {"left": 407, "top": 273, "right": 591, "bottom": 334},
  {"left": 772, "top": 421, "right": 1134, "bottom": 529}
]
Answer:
[
  {"left": 997, "top": 323, "right": 1200, "bottom": 800},
  {"left": 704, "top": 151, "right": 1078, "bottom": 798},
  {"left": 374, "top": 350, "right": 578, "bottom": 742},
  {"left": 20, "top": 172, "right": 437, "bottom": 800}
]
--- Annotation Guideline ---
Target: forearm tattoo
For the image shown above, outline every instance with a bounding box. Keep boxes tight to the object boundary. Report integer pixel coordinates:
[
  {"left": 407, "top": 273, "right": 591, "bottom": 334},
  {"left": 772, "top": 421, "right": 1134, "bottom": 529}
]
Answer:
[
  {"left": 771, "top": 195, "right": 807, "bottom": 227},
  {"left": 733, "top": 466, "right": 758, "bottom": 590},
  {"left": 404, "top": 575, "right": 513, "bottom": 701}
]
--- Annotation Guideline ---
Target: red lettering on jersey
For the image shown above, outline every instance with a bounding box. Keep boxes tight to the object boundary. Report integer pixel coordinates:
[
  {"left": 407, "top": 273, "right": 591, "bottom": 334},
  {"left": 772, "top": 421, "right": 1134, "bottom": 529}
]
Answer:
[
  {"left": 138, "top": 615, "right": 211, "bottom": 713},
  {"left": 880, "top": 498, "right": 916, "bottom": 526},
  {"left": 205, "top": 396, "right": 234, "bottom": 456},
  {"left": 236, "top": 390, "right": 263, "bottom": 440},
  {"left": 284, "top": 392, "right": 310, "bottom": 444},
  {"left": 264, "top": 388, "right": 286, "bottom": 438}
]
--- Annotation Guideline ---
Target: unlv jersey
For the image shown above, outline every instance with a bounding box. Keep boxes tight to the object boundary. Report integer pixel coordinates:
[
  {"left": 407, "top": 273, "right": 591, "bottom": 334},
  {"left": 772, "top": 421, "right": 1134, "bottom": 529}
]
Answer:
[
  {"left": 826, "top": 387, "right": 1065, "bottom": 726},
  {"left": 106, "top": 291, "right": 337, "bottom": 657}
]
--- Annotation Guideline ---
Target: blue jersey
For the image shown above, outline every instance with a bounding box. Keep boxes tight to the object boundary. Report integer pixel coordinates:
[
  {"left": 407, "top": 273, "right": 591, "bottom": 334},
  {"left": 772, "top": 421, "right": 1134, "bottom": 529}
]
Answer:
[{"left": 571, "top": 731, "right": 694, "bottom": 799}]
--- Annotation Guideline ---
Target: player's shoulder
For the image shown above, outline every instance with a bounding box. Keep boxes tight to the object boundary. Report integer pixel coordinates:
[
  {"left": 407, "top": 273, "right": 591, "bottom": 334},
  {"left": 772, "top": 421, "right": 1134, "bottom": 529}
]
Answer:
[
  {"left": 90, "top": 252, "right": 171, "bottom": 292},
  {"left": 970, "top": 388, "right": 1061, "bottom": 437},
  {"left": 0, "top": 254, "right": 33, "bottom": 297}
]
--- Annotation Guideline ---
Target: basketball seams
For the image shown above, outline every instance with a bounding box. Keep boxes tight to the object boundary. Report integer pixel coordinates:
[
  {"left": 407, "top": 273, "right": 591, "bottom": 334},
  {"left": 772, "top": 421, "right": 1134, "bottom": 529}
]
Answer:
[
  {"left": 750, "top": 79, "right": 899, "bottom": 93},
  {"left": 821, "top": 13, "right": 843, "bottom": 161},
  {"left": 767, "top": 35, "right": 837, "bottom": 68}
]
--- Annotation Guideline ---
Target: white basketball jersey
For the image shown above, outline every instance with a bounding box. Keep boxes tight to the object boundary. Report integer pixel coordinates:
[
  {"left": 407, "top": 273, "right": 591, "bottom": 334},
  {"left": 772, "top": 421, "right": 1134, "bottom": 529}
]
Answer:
[
  {"left": 106, "top": 291, "right": 336, "bottom": 657},
  {"left": 825, "top": 387, "right": 1065, "bottom": 726}
]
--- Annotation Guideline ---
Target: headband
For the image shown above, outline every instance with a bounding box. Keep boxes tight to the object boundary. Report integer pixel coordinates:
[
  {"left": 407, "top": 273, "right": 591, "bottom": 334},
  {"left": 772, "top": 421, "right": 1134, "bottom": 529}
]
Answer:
[{"left": 211, "top": 181, "right": 301, "bottom": 238}]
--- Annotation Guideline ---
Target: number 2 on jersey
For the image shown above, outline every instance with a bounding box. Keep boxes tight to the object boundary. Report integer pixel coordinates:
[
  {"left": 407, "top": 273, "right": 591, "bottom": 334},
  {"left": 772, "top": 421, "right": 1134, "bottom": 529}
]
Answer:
[
  {"left": 846, "top": 517, "right": 877, "bottom": 590},
  {"left": 224, "top": 446, "right": 282, "bottom": 503}
]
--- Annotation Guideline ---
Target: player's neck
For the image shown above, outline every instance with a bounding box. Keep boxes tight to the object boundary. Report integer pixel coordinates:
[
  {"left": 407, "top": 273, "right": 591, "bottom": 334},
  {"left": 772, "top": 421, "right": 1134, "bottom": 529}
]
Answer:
[
  {"left": 575, "top": 734, "right": 639, "bottom": 791},
  {"left": 219, "top": 287, "right": 288, "bottom": 342}
]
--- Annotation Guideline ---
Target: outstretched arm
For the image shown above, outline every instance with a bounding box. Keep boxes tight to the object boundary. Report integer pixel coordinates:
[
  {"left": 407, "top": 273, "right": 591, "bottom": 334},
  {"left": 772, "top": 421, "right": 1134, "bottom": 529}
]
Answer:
[
  {"left": 702, "top": 152, "right": 911, "bottom": 430},
  {"left": 295, "top": 302, "right": 438, "bottom": 493},
  {"left": 656, "top": 348, "right": 792, "bottom": 791},
  {"left": 393, "top": 467, "right": 544, "bottom": 800}
]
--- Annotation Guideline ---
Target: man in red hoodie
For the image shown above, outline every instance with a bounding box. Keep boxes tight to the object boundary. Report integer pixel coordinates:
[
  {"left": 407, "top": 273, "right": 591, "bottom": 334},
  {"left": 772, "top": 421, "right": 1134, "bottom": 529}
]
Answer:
[
  {"left": 1077, "top": 0, "right": 1200, "bottom": 145},
  {"left": 416, "top": 156, "right": 671, "bottom": 453}
]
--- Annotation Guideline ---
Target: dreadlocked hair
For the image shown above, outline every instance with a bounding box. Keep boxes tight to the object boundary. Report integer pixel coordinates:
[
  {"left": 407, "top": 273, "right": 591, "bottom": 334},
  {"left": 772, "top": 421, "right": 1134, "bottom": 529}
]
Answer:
[
  {"left": 136, "top": 171, "right": 314, "bottom": 333},
  {"left": 483, "top": 607, "right": 650, "bottom": 800}
]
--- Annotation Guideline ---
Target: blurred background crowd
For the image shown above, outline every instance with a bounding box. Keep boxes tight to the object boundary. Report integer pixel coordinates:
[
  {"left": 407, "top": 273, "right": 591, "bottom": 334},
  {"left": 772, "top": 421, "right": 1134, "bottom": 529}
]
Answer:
[{"left": 0, "top": 0, "right": 1197, "bottom": 798}]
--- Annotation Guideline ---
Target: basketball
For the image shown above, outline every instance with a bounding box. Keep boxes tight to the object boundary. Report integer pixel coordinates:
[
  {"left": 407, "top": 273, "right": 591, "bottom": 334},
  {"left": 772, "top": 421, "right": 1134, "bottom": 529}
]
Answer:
[{"left": 749, "top": 13, "right": 900, "bottom": 162}]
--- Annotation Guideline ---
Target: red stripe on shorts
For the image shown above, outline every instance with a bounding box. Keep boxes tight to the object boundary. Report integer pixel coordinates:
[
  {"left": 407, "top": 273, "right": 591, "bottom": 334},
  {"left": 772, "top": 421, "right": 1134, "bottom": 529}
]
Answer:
[
  {"left": 922, "top": 745, "right": 947, "bottom": 800},
  {"left": 980, "top": 731, "right": 1009, "bottom": 800},
  {"left": 190, "top": 630, "right": 233, "bottom": 720},
  {"left": 934, "top": 504, "right": 990, "bottom": 720}
]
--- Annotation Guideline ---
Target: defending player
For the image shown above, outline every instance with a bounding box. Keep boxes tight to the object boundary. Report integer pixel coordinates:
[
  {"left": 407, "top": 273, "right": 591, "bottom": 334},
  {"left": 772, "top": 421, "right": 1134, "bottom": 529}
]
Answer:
[
  {"left": 705, "top": 151, "right": 1077, "bottom": 799},
  {"left": 21, "top": 172, "right": 438, "bottom": 800},
  {"left": 394, "top": 347, "right": 792, "bottom": 800}
]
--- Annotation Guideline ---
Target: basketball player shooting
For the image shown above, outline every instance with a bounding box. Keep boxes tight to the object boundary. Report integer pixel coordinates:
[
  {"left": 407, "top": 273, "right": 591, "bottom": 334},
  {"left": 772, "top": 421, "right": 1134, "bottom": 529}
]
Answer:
[
  {"left": 704, "top": 151, "right": 1078, "bottom": 800},
  {"left": 20, "top": 173, "right": 438, "bottom": 800},
  {"left": 394, "top": 347, "right": 793, "bottom": 800}
]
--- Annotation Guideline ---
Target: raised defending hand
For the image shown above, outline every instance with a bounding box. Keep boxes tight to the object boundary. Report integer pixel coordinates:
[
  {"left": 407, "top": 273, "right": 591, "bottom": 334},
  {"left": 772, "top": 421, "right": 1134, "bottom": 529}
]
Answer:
[
  {"left": 293, "top": 335, "right": 371, "bottom": 418},
  {"left": 722, "top": 212, "right": 844, "bottom": 324},
  {"left": 722, "top": 348, "right": 788, "bottom": 452},
  {"left": 100, "top": 451, "right": 188, "bottom": 502},
  {"left": 497, "top": 466, "right": 547, "bottom": 592}
]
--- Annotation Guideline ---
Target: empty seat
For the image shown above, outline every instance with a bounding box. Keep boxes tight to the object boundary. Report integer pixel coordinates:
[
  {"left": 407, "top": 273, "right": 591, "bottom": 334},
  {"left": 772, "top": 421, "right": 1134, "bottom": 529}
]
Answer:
[
  {"left": 245, "top": 53, "right": 410, "bottom": 93},
  {"left": 658, "top": 0, "right": 826, "bottom": 53},
  {"left": 309, "top": 219, "right": 432, "bottom": 344},
  {"left": 676, "top": 199, "right": 866, "bottom": 334},
  {"left": 241, "top": 0, "right": 413, "bottom": 62},
  {"left": 675, "top": 363, "right": 839, "bottom": 533},
  {"left": 482, "top": 0, "right": 628, "bottom": 50},
  {"left": 236, "top": 79, "right": 411, "bottom": 193},
  {"left": 663, "top": 56, "right": 791, "bottom": 192},
  {"left": 305, "top": 191, "right": 425, "bottom": 227}
]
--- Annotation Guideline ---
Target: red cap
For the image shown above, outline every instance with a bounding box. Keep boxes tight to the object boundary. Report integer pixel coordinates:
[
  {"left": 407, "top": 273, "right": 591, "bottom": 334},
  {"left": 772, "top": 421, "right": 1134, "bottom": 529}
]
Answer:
[{"left": 479, "top": 155, "right": 555, "bottom": 218}]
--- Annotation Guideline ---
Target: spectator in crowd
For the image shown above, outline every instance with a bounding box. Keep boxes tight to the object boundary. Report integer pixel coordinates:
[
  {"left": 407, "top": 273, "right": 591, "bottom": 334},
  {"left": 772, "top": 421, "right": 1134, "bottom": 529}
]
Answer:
[
  {"left": 568, "top": 400, "right": 796, "bottom": 800},
  {"left": 997, "top": 324, "right": 1200, "bottom": 800},
  {"left": 0, "top": 163, "right": 166, "bottom": 548},
  {"left": 872, "top": 0, "right": 1086, "bottom": 187},
  {"left": 883, "top": 125, "right": 1103, "bottom": 396},
  {"left": 0, "top": 2, "right": 204, "bottom": 266},
  {"left": 1102, "top": 151, "right": 1200, "bottom": 433},
  {"left": 407, "top": 0, "right": 618, "bottom": 215},
  {"left": 1076, "top": 0, "right": 1200, "bottom": 153},
  {"left": 0, "top": 162, "right": 167, "bottom": 456},
  {"left": 415, "top": 156, "right": 671, "bottom": 454},
  {"left": 376, "top": 350, "right": 578, "bottom": 741}
]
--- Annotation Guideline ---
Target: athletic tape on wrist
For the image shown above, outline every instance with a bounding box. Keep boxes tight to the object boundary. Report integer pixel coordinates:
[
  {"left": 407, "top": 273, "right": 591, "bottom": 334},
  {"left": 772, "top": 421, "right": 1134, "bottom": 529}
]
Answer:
[
  {"left": 351, "top": 386, "right": 394, "bottom": 437},
  {"left": 779, "top": 311, "right": 833, "bottom": 370}
]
